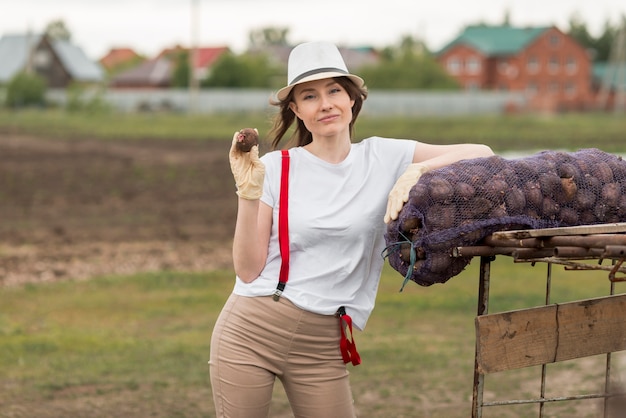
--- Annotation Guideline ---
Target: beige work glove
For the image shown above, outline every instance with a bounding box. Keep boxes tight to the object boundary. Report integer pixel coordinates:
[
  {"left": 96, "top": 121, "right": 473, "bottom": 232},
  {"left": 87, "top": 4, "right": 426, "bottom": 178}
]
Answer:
[
  {"left": 229, "top": 130, "right": 265, "bottom": 200},
  {"left": 384, "top": 163, "right": 429, "bottom": 224}
]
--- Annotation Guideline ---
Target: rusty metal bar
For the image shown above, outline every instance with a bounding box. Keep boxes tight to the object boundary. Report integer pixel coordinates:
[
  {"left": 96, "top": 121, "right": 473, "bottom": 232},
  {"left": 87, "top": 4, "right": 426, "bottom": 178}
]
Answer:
[
  {"left": 552, "top": 246, "right": 605, "bottom": 258},
  {"left": 483, "top": 392, "right": 615, "bottom": 407},
  {"left": 512, "top": 248, "right": 555, "bottom": 259},
  {"left": 483, "top": 236, "right": 545, "bottom": 248},
  {"left": 472, "top": 256, "right": 493, "bottom": 418},
  {"left": 604, "top": 245, "right": 626, "bottom": 258},
  {"left": 486, "top": 233, "right": 626, "bottom": 248},
  {"left": 539, "top": 263, "right": 553, "bottom": 417},
  {"left": 605, "top": 273, "right": 617, "bottom": 418},
  {"left": 453, "top": 246, "right": 514, "bottom": 257}
]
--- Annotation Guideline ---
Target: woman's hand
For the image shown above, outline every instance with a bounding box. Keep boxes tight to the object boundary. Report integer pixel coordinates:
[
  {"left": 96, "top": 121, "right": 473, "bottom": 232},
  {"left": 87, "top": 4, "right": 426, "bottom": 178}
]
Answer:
[
  {"left": 229, "top": 130, "right": 265, "bottom": 200},
  {"left": 384, "top": 163, "right": 429, "bottom": 223}
]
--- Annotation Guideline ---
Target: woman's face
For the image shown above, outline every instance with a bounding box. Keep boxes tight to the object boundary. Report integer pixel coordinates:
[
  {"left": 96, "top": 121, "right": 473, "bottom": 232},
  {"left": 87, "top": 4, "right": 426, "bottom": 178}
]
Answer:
[{"left": 289, "top": 78, "right": 355, "bottom": 140}]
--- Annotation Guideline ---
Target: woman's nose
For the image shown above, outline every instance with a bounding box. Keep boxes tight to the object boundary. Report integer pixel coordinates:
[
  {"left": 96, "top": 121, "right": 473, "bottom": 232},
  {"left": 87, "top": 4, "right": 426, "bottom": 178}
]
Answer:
[{"left": 320, "top": 94, "right": 333, "bottom": 109}]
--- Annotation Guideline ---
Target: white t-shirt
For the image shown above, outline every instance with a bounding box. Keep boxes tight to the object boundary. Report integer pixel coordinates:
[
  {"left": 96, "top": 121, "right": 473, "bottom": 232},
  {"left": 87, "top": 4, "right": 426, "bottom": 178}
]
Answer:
[{"left": 233, "top": 136, "right": 416, "bottom": 330}]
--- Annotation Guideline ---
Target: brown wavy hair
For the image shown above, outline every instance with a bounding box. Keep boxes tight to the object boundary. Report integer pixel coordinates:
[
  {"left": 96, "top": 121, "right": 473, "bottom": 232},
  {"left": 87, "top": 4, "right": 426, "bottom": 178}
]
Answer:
[{"left": 268, "top": 77, "right": 368, "bottom": 150}]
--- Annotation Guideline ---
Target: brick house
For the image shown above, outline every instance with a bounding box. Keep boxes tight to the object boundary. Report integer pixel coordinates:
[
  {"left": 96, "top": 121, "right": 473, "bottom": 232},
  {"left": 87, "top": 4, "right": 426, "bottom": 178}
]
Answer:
[
  {"left": 0, "top": 33, "right": 104, "bottom": 88},
  {"left": 435, "top": 25, "right": 593, "bottom": 112}
]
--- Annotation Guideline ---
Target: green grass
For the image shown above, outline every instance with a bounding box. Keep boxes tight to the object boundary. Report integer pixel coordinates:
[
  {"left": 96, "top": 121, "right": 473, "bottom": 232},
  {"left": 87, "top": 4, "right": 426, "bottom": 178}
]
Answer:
[
  {"left": 1, "top": 261, "right": 624, "bottom": 417},
  {"left": 1, "top": 109, "right": 625, "bottom": 154}
]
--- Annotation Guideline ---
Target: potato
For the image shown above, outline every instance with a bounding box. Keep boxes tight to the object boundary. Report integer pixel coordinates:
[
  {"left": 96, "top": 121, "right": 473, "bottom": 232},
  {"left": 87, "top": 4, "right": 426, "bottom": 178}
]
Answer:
[
  {"left": 524, "top": 181, "right": 543, "bottom": 209},
  {"left": 559, "top": 177, "right": 578, "bottom": 202},
  {"left": 505, "top": 187, "right": 526, "bottom": 212},
  {"left": 592, "top": 161, "right": 614, "bottom": 183},
  {"left": 558, "top": 207, "right": 579, "bottom": 224},
  {"left": 541, "top": 197, "right": 560, "bottom": 218},
  {"left": 427, "top": 177, "right": 454, "bottom": 203},
  {"left": 235, "top": 128, "right": 259, "bottom": 152},
  {"left": 602, "top": 183, "right": 621, "bottom": 207},
  {"left": 425, "top": 203, "right": 456, "bottom": 229}
]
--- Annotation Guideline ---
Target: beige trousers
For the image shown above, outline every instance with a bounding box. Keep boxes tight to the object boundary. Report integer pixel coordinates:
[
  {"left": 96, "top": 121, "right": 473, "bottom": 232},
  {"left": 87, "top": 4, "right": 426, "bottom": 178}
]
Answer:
[{"left": 209, "top": 293, "right": 356, "bottom": 418}]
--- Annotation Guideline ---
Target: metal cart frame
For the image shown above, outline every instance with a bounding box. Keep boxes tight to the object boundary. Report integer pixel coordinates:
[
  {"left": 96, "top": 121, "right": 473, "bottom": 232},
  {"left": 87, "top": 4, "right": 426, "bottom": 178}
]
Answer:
[{"left": 453, "top": 223, "right": 626, "bottom": 418}]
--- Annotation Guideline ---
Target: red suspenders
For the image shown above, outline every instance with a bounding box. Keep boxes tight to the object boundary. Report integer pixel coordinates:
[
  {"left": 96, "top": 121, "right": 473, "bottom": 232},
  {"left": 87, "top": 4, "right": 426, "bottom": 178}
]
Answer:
[
  {"left": 271, "top": 149, "right": 361, "bottom": 366},
  {"left": 272, "top": 149, "right": 290, "bottom": 301}
]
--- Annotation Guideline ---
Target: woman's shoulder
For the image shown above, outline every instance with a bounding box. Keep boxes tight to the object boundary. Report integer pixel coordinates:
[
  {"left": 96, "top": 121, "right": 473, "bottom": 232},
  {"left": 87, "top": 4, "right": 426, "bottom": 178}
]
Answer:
[{"left": 260, "top": 149, "right": 283, "bottom": 163}]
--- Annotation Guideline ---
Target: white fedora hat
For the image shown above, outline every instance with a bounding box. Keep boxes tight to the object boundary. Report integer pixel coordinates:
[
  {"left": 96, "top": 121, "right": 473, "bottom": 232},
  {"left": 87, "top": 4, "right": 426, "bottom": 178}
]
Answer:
[{"left": 276, "top": 41, "right": 365, "bottom": 101}]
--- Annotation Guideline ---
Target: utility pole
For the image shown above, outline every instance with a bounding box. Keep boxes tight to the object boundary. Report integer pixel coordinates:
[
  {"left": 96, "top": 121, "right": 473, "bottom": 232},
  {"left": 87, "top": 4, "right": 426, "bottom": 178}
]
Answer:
[{"left": 189, "top": 0, "right": 200, "bottom": 114}]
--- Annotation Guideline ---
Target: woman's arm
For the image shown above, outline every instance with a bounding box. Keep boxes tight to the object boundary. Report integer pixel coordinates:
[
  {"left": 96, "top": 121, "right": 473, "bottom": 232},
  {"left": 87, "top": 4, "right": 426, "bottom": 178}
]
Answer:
[
  {"left": 384, "top": 142, "right": 494, "bottom": 223},
  {"left": 412, "top": 142, "right": 494, "bottom": 168},
  {"left": 232, "top": 199, "right": 272, "bottom": 283},
  {"left": 228, "top": 131, "right": 272, "bottom": 282}
]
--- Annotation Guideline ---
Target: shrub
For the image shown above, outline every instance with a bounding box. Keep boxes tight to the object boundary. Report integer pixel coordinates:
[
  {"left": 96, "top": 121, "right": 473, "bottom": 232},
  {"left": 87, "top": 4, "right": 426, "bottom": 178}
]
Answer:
[{"left": 5, "top": 72, "right": 47, "bottom": 108}]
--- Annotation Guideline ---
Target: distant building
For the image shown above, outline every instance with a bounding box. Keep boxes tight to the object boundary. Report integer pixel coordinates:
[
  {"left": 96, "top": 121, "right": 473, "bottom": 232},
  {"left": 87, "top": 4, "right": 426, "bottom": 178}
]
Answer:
[
  {"left": 109, "top": 45, "right": 229, "bottom": 89},
  {"left": 99, "top": 47, "right": 143, "bottom": 73},
  {"left": 435, "top": 25, "right": 593, "bottom": 112},
  {"left": 0, "top": 33, "right": 104, "bottom": 87},
  {"left": 249, "top": 44, "right": 379, "bottom": 74}
]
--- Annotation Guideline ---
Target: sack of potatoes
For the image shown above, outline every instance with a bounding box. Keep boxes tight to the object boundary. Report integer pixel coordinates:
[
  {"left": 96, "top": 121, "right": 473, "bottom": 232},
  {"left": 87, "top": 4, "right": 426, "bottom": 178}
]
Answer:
[{"left": 384, "top": 148, "right": 626, "bottom": 287}]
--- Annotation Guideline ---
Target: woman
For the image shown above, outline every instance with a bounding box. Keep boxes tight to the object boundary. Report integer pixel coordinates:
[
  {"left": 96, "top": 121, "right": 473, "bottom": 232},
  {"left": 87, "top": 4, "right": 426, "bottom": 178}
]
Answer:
[{"left": 210, "top": 41, "right": 493, "bottom": 418}]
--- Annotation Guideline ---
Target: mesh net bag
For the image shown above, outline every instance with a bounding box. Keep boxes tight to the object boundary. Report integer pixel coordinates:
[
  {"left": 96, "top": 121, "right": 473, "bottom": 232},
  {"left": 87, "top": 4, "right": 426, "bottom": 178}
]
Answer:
[{"left": 384, "top": 148, "right": 626, "bottom": 288}]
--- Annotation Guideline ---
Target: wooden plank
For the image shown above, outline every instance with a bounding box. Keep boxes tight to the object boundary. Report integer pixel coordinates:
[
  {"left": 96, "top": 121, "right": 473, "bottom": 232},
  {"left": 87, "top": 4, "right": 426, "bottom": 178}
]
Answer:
[
  {"left": 556, "top": 296, "right": 626, "bottom": 362},
  {"left": 476, "top": 293, "right": 626, "bottom": 374},
  {"left": 492, "top": 223, "right": 626, "bottom": 240},
  {"left": 476, "top": 305, "right": 557, "bottom": 374}
]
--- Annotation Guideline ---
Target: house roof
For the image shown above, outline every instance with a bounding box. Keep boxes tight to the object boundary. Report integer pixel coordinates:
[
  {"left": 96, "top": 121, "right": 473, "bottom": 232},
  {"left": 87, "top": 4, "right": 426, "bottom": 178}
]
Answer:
[
  {"left": 593, "top": 62, "right": 626, "bottom": 88},
  {"left": 156, "top": 45, "right": 229, "bottom": 70},
  {"left": 110, "top": 57, "right": 173, "bottom": 87},
  {"left": 0, "top": 33, "right": 104, "bottom": 83},
  {"left": 195, "top": 46, "right": 229, "bottom": 69},
  {"left": 437, "top": 25, "right": 551, "bottom": 56},
  {"left": 99, "top": 47, "right": 142, "bottom": 70}
]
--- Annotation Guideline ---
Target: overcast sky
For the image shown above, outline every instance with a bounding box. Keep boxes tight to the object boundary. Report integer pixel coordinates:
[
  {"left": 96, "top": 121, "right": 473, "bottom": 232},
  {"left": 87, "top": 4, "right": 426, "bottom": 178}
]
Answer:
[{"left": 2, "top": 0, "right": 625, "bottom": 59}]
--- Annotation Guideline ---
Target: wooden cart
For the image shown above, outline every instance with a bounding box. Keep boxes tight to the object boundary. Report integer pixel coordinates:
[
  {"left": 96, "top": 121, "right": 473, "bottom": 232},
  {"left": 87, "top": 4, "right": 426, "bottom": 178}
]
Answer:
[{"left": 452, "top": 223, "right": 626, "bottom": 417}]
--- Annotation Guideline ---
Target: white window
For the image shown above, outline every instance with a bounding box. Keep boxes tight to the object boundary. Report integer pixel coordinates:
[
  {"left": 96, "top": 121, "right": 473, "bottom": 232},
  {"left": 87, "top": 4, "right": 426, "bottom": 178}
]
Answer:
[
  {"left": 565, "top": 81, "right": 577, "bottom": 97},
  {"left": 466, "top": 57, "right": 481, "bottom": 74},
  {"left": 565, "top": 56, "right": 577, "bottom": 73},
  {"left": 549, "top": 34, "right": 560, "bottom": 47},
  {"left": 498, "top": 60, "right": 509, "bottom": 74},
  {"left": 526, "top": 81, "right": 538, "bottom": 95},
  {"left": 447, "top": 57, "right": 462, "bottom": 74},
  {"left": 527, "top": 55, "right": 539, "bottom": 73},
  {"left": 33, "top": 49, "right": 51, "bottom": 68},
  {"left": 548, "top": 55, "right": 559, "bottom": 73}
]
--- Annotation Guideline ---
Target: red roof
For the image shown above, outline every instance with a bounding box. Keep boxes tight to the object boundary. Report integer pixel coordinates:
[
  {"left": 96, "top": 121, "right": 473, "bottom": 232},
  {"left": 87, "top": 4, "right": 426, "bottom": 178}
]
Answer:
[
  {"left": 99, "top": 47, "right": 142, "bottom": 70},
  {"left": 156, "top": 45, "right": 229, "bottom": 70},
  {"left": 194, "top": 47, "right": 229, "bottom": 69}
]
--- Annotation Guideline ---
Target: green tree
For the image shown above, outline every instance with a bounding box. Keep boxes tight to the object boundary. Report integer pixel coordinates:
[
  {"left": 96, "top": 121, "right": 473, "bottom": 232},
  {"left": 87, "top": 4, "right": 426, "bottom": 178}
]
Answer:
[
  {"left": 594, "top": 20, "right": 619, "bottom": 62},
  {"left": 567, "top": 13, "right": 595, "bottom": 51},
  {"left": 359, "top": 36, "right": 459, "bottom": 90},
  {"left": 248, "top": 27, "right": 290, "bottom": 48},
  {"left": 5, "top": 71, "right": 47, "bottom": 108},
  {"left": 171, "top": 50, "right": 190, "bottom": 88},
  {"left": 45, "top": 19, "right": 72, "bottom": 41},
  {"left": 568, "top": 14, "right": 618, "bottom": 62},
  {"left": 202, "top": 52, "right": 278, "bottom": 88}
]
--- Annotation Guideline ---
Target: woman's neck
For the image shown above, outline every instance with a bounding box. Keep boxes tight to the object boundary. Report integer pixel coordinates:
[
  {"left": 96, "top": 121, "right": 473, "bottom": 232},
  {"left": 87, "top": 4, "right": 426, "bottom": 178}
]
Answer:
[{"left": 304, "top": 136, "right": 351, "bottom": 164}]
